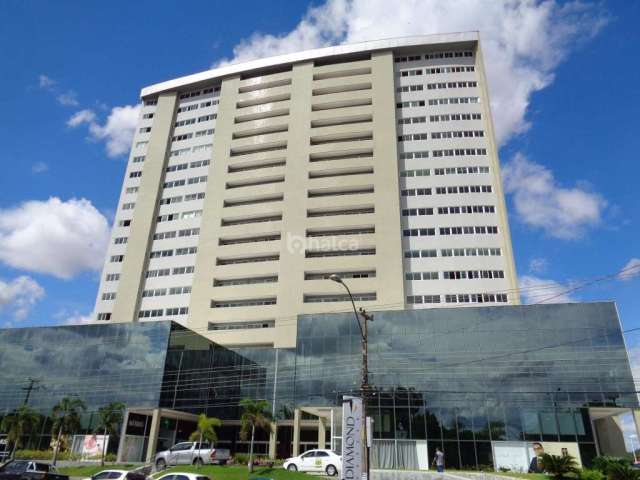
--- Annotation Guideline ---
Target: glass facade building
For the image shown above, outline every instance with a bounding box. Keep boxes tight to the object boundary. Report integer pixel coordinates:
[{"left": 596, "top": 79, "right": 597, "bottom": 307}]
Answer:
[{"left": 0, "top": 302, "right": 637, "bottom": 468}]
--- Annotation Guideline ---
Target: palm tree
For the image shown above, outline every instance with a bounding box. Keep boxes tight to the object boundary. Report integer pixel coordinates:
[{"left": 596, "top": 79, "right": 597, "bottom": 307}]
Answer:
[
  {"left": 95, "top": 402, "right": 125, "bottom": 466},
  {"left": 239, "top": 399, "right": 272, "bottom": 473},
  {"left": 540, "top": 453, "right": 579, "bottom": 480},
  {"left": 188, "top": 414, "right": 221, "bottom": 467},
  {"left": 51, "top": 397, "right": 86, "bottom": 466},
  {"left": 0, "top": 406, "right": 40, "bottom": 459}
]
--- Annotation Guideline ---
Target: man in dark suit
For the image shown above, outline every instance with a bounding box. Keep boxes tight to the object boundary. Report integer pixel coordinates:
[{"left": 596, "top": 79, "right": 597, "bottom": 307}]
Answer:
[{"left": 529, "top": 443, "right": 545, "bottom": 473}]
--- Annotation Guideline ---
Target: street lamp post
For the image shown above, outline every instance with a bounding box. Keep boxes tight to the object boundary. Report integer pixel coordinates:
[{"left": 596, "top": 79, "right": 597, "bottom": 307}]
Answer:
[{"left": 329, "top": 274, "right": 373, "bottom": 480}]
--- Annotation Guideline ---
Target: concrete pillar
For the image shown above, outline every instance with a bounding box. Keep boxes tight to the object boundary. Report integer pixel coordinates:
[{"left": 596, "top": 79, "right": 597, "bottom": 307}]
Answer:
[
  {"left": 269, "top": 422, "right": 278, "bottom": 460},
  {"left": 318, "top": 417, "right": 326, "bottom": 449},
  {"left": 116, "top": 410, "right": 130, "bottom": 462},
  {"left": 145, "top": 408, "right": 162, "bottom": 463},
  {"left": 293, "top": 409, "right": 301, "bottom": 456}
]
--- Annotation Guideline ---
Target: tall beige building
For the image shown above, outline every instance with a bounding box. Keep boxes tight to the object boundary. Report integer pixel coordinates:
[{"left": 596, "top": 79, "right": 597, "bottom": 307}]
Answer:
[{"left": 93, "top": 32, "right": 519, "bottom": 348}]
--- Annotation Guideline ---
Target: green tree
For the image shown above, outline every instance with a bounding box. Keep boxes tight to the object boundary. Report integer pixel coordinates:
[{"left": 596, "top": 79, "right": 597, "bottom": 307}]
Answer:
[
  {"left": 239, "top": 399, "right": 272, "bottom": 472},
  {"left": 95, "top": 402, "right": 125, "bottom": 466},
  {"left": 51, "top": 397, "right": 86, "bottom": 466},
  {"left": 188, "top": 414, "right": 222, "bottom": 467},
  {"left": 606, "top": 463, "right": 640, "bottom": 480},
  {"left": 0, "top": 406, "right": 40, "bottom": 459},
  {"left": 540, "top": 453, "right": 579, "bottom": 480}
]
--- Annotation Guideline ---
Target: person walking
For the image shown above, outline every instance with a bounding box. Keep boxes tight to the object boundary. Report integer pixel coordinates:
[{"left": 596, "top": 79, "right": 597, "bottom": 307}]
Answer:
[{"left": 432, "top": 447, "right": 445, "bottom": 473}]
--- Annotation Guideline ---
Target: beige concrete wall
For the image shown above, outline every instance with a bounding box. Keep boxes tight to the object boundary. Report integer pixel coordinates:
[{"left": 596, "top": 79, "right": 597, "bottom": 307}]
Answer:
[
  {"left": 475, "top": 39, "right": 520, "bottom": 303},
  {"left": 112, "top": 93, "right": 177, "bottom": 322}
]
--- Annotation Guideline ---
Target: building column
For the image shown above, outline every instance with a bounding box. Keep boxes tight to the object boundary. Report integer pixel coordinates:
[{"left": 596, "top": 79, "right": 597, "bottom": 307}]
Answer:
[
  {"left": 269, "top": 422, "right": 278, "bottom": 460},
  {"left": 116, "top": 409, "right": 130, "bottom": 462},
  {"left": 317, "top": 417, "right": 326, "bottom": 449},
  {"left": 145, "top": 408, "right": 162, "bottom": 463},
  {"left": 293, "top": 409, "right": 301, "bottom": 456}
]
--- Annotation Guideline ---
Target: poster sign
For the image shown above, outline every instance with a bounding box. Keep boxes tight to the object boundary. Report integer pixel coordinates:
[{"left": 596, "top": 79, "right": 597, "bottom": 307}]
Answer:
[
  {"left": 341, "top": 396, "right": 363, "bottom": 480},
  {"left": 492, "top": 441, "right": 583, "bottom": 473},
  {"left": 81, "top": 434, "right": 108, "bottom": 459}
]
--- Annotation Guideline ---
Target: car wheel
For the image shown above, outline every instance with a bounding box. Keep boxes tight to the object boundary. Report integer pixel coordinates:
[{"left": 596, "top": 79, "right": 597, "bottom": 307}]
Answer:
[
  {"left": 326, "top": 465, "right": 337, "bottom": 477},
  {"left": 193, "top": 457, "right": 204, "bottom": 466},
  {"left": 155, "top": 459, "right": 166, "bottom": 471},
  {"left": 287, "top": 464, "right": 298, "bottom": 471}
]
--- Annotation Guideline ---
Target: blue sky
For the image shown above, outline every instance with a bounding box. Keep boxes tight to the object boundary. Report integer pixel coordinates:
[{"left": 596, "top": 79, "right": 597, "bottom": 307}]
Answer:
[{"left": 0, "top": 1, "right": 638, "bottom": 356}]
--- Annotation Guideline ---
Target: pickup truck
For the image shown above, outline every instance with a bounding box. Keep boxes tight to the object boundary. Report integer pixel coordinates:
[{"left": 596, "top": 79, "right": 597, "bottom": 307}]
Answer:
[
  {"left": 154, "top": 442, "right": 231, "bottom": 469},
  {"left": 0, "top": 460, "right": 69, "bottom": 480}
]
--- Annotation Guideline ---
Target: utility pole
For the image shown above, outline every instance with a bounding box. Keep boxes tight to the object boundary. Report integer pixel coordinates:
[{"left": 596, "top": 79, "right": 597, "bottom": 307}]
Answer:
[
  {"left": 329, "top": 275, "right": 374, "bottom": 480},
  {"left": 21, "top": 378, "right": 41, "bottom": 406}
]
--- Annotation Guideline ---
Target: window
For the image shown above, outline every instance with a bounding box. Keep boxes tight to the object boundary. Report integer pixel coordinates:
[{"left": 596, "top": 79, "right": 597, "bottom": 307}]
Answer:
[
  {"left": 403, "top": 228, "right": 435, "bottom": 237},
  {"left": 118, "top": 219, "right": 131, "bottom": 227},
  {"left": 190, "top": 159, "right": 210, "bottom": 168},
  {"left": 150, "top": 249, "right": 173, "bottom": 258},
  {"left": 166, "top": 307, "right": 189, "bottom": 315},
  {"left": 170, "top": 148, "right": 191, "bottom": 157},
  {"left": 159, "top": 196, "right": 182, "bottom": 205},
  {"left": 172, "top": 266, "right": 195, "bottom": 275},
  {"left": 177, "top": 104, "right": 199, "bottom": 113},
  {"left": 184, "top": 192, "right": 206, "bottom": 201},
  {"left": 198, "top": 114, "right": 216, "bottom": 122},
  {"left": 188, "top": 175, "right": 208, "bottom": 185},
  {"left": 212, "top": 297, "right": 277, "bottom": 308},
  {"left": 174, "top": 118, "right": 196, "bottom": 127},
  {"left": 105, "top": 273, "right": 120, "bottom": 281},
  {"left": 181, "top": 210, "right": 202, "bottom": 219},
  {"left": 96, "top": 313, "right": 111, "bottom": 321},
  {"left": 138, "top": 309, "right": 163, "bottom": 318},
  {"left": 101, "top": 292, "right": 116, "bottom": 300},
  {"left": 110, "top": 255, "right": 124, "bottom": 263},
  {"left": 176, "top": 246, "right": 197, "bottom": 255},
  {"left": 132, "top": 155, "right": 145, "bottom": 163},
  {"left": 192, "top": 143, "right": 212, "bottom": 153},
  {"left": 125, "top": 187, "right": 139, "bottom": 194},
  {"left": 178, "top": 227, "right": 200, "bottom": 236},
  {"left": 139, "top": 127, "right": 151, "bottom": 133},
  {"left": 142, "top": 288, "right": 167, "bottom": 297},
  {"left": 153, "top": 231, "right": 176, "bottom": 240},
  {"left": 145, "top": 268, "right": 170, "bottom": 278},
  {"left": 304, "top": 293, "right": 376, "bottom": 303},
  {"left": 172, "top": 133, "right": 193, "bottom": 142},
  {"left": 195, "top": 129, "right": 215, "bottom": 137},
  {"left": 135, "top": 141, "right": 148, "bottom": 148},
  {"left": 144, "top": 99, "right": 157, "bottom": 106},
  {"left": 122, "top": 202, "right": 135, "bottom": 210},
  {"left": 129, "top": 171, "right": 142, "bottom": 178},
  {"left": 114, "top": 237, "right": 128, "bottom": 244}
]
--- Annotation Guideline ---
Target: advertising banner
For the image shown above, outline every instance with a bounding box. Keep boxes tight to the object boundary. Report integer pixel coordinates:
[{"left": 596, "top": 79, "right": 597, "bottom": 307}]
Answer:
[
  {"left": 492, "top": 441, "right": 582, "bottom": 473},
  {"left": 72, "top": 434, "right": 109, "bottom": 459},
  {"left": 341, "top": 396, "right": 363, "bottom": 480}
]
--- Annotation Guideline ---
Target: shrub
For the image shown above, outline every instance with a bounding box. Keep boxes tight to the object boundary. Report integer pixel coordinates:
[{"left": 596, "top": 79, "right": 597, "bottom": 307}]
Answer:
[
  {"left": 540, "top": 453, "right": 579, "bottom": 480},
  {"left": 15, "top": 450, "right": 82, "bottom": 461},
  {"left": 606, "top": 463, "right": 640, "bottom": 480},
  {"left": 233, "top": 453, "right": 250, "bottom": 465},
  {"left": 580, "top": 469, "right": 606, "bottom": 480},
  {"left": 593, "top": 457, "right": 632, "bottom": 475}
]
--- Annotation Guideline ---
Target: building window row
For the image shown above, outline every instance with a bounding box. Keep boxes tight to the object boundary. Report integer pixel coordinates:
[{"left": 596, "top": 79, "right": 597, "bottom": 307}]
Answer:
[
  {"left": 163, "top": 175, "right": 208, "bottom": 189},
  {"left": 434, "top": 166, "right": 489, "bottom": 175},
  {"left": 394, "top": 51, "right": 473, "bottom": 63},
  {"left": 175, "top": 119, "right": 195, "bottom": 128},
  {"left": 397, "top": 65, "right": 476, "bottom": 77},
  {"left": 153, "top": 228, "right": 200, "bottom": 240},
  {"left": 407, "top": 293, "right": 507, "bottom": 305},
  {"left": 121, "top": 202, "right": 135, "bottom": 210},
  {"left": 442, "top": 270, "right": 505, "bottom": 280},
  {"left": 427, "top": 81, "right": 478, "bottom": 90},
  {"left": 196, "top": 128, "right": 215, "bottom": 137},
  {"left": 178, "top": 86, "right": 219, "bottom": 100},
  {"left": 125, "top": 187, "right": 139, "bottom": 194},
  {"left": 142, "top": 286, "right": 192, "bottom": 297},
  {"left": 305, "top": 248, "right": 376, "bottom": 258},
  {"left": 221, "top": 214, "right": 282, "bottom": 227},
  {"left": 439, "top": 225, "right": 498, "bottom": 235},
  {"left": 129, "top": 171, "right": 142, "bottom": 178},
  {"left": 396, "top": 84, "right": 424, "bottom": 93},
  {"left": 216, "top": 254, "right": 279, "bottom": 265},
  {"left": 96, "top": 313, "right": 111, "bottom": 321},
  {"left": 138, "top": 306, "right": 188, "bottom": 318},
  {"left": 405, "top": 271, "right": 439, "bottom": 280},
  {"left": 397, "top": 100, "right": 425, "bottom": 108},
  {"left": 304, "top": 270, "right": 376, "bottom": 280},
  {"left": 404, "top": 247, "right": 501, "bottom": 258},
  {"left": 428, "top": 96, "right": 480, "bottom": 106},
  {"left": 145, "top": 265, "right": 195, "bottom": 278},
  {"left": 110, "top": 255, "right": 124, "bottom": 263},
  {"left": 113, "top": 236, "right": 128, "bottom": 245},
  {"left": 431, "top": 130, "right": 484, "bottom": 139},
  {"left": 139, "top": 127, "right": 151, "bottom": 134},
  {"left": 433, "top": 148, "right": 487, "bottom": 157},
  {"left": 435, "top": 185, "right": 493, "bottom": 194},
  {"left": 149, "top": 246, "right": 197, "bottom": 258},
  {"left": 398, "top": 133, "right": 429, "bottom": 142},
  {"left": 399, "top": 151, "right": 429, "bottom": 160},
  {"left": 213, "top": 275, "right": 278, "bottom": 287},
  {"left": 303, "top": 292, "right": 376, "bottom": 303},
  {"left": 144, "top": 99, "right": 157, "bottom": 106},
  {"left": 159, "top": 193, "right": 205, "bottom": 206},
  {"left": 101, "top": 292, "right": 116, "bottom": 300},
  {"left": 132, "top": 155, "right": 145, "bottom": 163},
  {"left": 176, "top": 100, "right": 218, "bottom": 113},
  {"left": 430, "top": 113, "right": 482, "bottom": 122},
  {"left": 211, "top": 297, "right": 277, "bottom": 308},
  {"left": 219, "top": 233, "right": 281, "bottom": 245},
  {"left": 169, "top": 142, "right": 213, "bottom": 157},
  {"left": 437, "top": 205, "right": 495, "bottom": 214},
  {"left": 105, "top": 273, "right": 120, "bottom": 281},
  {"left": 117, "top": 220, "right": 131, "bottom": 227},
  {"left": 400, "top": 169, "right": 430, "bottom": 177},
  {"left": 398, "top": 116, "right": 426, "bottom": 125},
  {"left": 135, "top": 141, "right": 148, "bottom": 148},
  {"left": 208, "top": 320, "right": 275, "bottom": 331}
]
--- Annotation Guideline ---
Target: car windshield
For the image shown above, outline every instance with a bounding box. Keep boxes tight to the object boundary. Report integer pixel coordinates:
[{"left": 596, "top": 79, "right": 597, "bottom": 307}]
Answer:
[{"left": 2, "top": 461, "right": 29, "bottom": 473}]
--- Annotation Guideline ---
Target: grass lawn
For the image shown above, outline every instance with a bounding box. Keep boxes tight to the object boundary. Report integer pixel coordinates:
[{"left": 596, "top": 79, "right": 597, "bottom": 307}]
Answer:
[
  {"left": 150, "top": 465, "right": 317, "bottom": 480},
  {"left": 57, "top": 465, "right": 138, "bottom": 477}
]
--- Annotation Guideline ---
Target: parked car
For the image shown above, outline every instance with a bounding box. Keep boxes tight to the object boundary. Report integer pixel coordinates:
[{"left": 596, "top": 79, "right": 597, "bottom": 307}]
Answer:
[
  {"left": 0, "top": 460, "right": 69, "bottom": 480},
  {"left": 155, "top": 473, "right": 210, "bottom": 480},
  {"left": 154, "top": 442, "right": 231, "bottom": 470},
  {"left": 283, "top": 449, "right": 341, "bottom": 476},
  {"left": 81, "top": 470, "right": 147, "bottom": 480}
]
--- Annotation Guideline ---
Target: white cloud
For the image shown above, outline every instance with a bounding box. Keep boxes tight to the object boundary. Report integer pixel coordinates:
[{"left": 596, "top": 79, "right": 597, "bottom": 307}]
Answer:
[
  {"left": 88, "top": 105, "right": 141, "bottom": 157},
  {"left": 529, "top": 257, "right": 548, "bottom": 274},
  {"left": 0, "top": 276, "right": 45, "bottom": 321},
  {"left": 31, "top": 161, "right": 48, "bottom": 174},
  {"left": 519, "top": 275, "right": 576, "bottom": 304},
  {"left": 619, "top": 258, "right": 640, "bottom": 281},
  {"left": 63, "top": 312, "right": 94, "bottom": 325},
  {"left": 57, "top": 90, "right": 79, "bottom": 107},
  {"left": 38, "top": 74, "right": 56, "bottom": 89},
  {"left": 502, "top": 153, "right": 606, "bottom": 239},
  {"left": 0, "top": 197, "right": 110, "bottom": 279},
  {"left": 214, "top": 0, "right": 607, "bottom": 145},
  {"left": 67, "top": 109, "right": 97, "bottom": 128}
]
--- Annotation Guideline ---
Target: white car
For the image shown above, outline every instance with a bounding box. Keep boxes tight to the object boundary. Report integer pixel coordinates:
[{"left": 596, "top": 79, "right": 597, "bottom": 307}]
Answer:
[
  {"left": 155, "top": 473, "right": 210, "bottom": 480},
  {"left": 83, "top": 470, "right": 146, "bottom": 480},
  {"left": 283, "top": 449, "right": 342, "bottom": 476}
]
